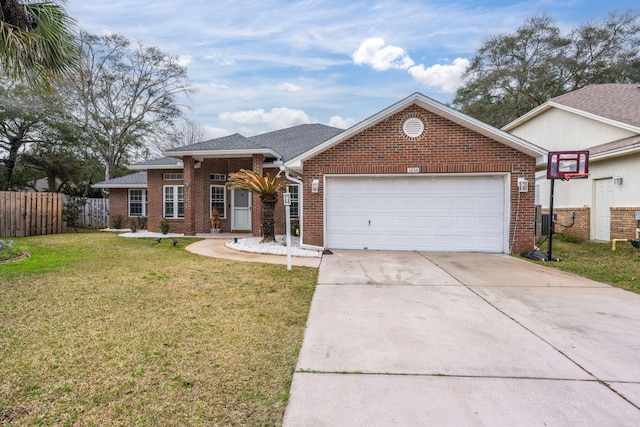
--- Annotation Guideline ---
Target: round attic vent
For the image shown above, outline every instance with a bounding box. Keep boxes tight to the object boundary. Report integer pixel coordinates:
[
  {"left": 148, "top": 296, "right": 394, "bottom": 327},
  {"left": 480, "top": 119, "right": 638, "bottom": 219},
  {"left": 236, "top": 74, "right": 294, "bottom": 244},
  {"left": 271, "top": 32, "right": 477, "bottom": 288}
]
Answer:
[{"left": 403, "top": 117, "right": 425, "bottom": 138}]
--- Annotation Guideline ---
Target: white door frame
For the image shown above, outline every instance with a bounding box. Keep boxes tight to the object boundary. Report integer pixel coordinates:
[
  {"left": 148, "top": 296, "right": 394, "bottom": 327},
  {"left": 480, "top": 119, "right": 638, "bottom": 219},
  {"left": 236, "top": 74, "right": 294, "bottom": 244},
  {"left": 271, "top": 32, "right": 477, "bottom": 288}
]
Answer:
[
  {"left": 592, "top": 178, "right": 613, "bottom": 241},
  {"left": 231, "top": 189, "right": 252, "bottom": 231}
]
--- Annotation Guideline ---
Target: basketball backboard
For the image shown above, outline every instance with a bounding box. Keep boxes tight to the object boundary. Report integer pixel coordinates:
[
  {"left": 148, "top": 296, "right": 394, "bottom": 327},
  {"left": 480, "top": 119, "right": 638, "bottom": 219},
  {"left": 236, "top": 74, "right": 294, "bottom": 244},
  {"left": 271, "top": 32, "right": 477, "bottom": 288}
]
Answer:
[{"left": 547, "top": 151, "right": 589, "bottom": 180}]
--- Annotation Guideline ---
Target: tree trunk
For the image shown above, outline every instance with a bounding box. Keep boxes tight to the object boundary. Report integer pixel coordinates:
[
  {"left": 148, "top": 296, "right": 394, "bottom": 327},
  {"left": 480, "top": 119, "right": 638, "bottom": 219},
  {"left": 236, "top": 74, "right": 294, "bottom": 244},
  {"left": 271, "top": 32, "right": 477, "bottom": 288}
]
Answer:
[{"left": 261, "top": 195, "right": 278, "bottom": 243}]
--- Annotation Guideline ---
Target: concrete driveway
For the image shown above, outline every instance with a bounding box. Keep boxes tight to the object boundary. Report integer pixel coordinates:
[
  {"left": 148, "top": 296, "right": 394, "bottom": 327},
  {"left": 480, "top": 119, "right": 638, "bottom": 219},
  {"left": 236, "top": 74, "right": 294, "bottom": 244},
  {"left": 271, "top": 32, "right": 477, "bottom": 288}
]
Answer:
[{"left": 283, "top": 251, "right": 640, "bottom": 426}]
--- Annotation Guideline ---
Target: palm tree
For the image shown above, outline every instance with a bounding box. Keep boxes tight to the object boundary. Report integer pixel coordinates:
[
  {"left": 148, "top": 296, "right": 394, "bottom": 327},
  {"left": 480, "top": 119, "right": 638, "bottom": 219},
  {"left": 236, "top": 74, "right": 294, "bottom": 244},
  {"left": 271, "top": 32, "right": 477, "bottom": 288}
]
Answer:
[
  {"left": 0, "top": 0, "right": 77, "bottom": 89},
  {"left": 226, "top": 169, "right": 287, "bottom": 243}
]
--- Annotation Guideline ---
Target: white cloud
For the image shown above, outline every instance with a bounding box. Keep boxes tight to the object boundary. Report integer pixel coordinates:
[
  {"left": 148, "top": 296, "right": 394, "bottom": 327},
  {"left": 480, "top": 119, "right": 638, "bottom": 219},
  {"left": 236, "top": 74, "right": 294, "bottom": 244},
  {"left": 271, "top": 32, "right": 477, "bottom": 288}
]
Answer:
[
  {"left": 352, "top": 37, "right": 414, "bottom": 71},
  {"left": 277, "top": 82, "right": 302, "bottom": 92},
  {"left": 176, "top": 54, "right": 192, "bottom": 67},
  {"left": 328, "top": 116, "right": 355, "bottom": 129},
  {"left": 219, "top": 107, "right": 311, "bottom": 129},
  {"left": 202, "top": 125, "right": 231, "bottom": 139},
  {"left": 408, "top": 58, "right": 470, "bottom": 93}
]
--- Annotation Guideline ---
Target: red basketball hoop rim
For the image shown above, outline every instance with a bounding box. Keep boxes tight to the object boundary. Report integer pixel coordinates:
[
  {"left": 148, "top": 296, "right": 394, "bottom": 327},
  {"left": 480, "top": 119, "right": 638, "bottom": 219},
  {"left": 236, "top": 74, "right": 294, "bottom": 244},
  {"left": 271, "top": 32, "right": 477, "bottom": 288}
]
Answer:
[{"left": 562, "top": 173, "right": 589, "bottom": 181}]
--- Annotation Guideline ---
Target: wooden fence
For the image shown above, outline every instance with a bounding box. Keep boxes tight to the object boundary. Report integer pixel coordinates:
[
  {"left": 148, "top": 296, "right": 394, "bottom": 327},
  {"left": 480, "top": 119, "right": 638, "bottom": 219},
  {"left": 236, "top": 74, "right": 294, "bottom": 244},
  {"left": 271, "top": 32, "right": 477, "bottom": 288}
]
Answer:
[
  {"left": 0, "top": 191, "right": 63, "bottom": 238},
  {"left": 78, "top": 198, "right": 109, "bottom": 229}
]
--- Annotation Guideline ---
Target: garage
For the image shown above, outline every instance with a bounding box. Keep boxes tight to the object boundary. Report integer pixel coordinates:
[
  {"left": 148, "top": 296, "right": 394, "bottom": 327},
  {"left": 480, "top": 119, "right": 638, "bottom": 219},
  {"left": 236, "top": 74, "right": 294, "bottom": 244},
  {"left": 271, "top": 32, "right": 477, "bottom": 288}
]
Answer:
[{"left": 325, "top": 174, "right": 508, "bottom": 252}]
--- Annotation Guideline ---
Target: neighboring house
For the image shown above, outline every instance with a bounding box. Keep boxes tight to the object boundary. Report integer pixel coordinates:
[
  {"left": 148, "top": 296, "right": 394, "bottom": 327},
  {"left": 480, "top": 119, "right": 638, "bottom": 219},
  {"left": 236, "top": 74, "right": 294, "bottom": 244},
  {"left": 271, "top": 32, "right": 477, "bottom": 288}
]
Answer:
[
  {"left": 503, "top": 84, "right": 640, "bottom": 242},
  {"left": 95, "top": 92, "right": 546, "bottom": 253}
]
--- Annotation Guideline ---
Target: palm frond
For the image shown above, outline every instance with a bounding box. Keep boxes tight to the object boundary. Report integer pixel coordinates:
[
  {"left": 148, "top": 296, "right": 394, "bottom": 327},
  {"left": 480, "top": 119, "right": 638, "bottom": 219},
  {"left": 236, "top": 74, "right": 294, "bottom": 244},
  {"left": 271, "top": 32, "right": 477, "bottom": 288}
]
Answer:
[{"left": 226, "top": 169, "right": 287, "bottom": 196}]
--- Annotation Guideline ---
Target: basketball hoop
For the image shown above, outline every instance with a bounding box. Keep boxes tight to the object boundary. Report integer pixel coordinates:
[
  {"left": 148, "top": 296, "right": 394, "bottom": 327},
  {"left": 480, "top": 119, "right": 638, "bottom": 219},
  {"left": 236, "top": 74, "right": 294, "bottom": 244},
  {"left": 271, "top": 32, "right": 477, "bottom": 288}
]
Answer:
[{"left": 562, "top": 173, "right": 589, "bottom": 181}]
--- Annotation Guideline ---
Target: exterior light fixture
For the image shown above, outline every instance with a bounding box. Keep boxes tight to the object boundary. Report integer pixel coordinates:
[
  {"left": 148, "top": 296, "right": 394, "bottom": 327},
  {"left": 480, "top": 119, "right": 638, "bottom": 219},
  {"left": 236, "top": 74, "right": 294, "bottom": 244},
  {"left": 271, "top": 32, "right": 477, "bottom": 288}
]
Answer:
[
  {"left": 517, "top": 177, "right": 529, "bottom": 192},
  {"left": 613, "top": 175, "right": 623, "bottom": 185},
  {"left": 311, "top": 179, "right": 319, "bottom": 193}
]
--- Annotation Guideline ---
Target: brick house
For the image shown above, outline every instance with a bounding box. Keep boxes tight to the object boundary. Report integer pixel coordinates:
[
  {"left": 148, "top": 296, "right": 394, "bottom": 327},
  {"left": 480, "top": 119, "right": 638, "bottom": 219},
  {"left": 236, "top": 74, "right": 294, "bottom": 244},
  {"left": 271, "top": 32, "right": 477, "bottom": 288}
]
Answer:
[
  {"left": 96, "top": 93, "right": 546, "bottom": 253},
  {"left": 504, "top": 84, "right": 640, "bottom": 242}
]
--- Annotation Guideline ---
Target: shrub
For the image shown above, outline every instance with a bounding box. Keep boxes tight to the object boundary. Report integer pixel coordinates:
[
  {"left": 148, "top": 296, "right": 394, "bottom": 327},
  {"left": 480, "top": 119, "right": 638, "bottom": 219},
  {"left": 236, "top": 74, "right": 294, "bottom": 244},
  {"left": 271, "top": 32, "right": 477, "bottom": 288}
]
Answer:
[
  {"left": 160, "top": 220, "right": 170, "bottom": 235},
  {"left": 0, "top": 239, "right": 13, "bottom": 250},
  {"left": 63, "top": 196, "right": 87, "bottom": 232},
  {"left": 112, "top": 215, "right": 123, "bottom": 229}
]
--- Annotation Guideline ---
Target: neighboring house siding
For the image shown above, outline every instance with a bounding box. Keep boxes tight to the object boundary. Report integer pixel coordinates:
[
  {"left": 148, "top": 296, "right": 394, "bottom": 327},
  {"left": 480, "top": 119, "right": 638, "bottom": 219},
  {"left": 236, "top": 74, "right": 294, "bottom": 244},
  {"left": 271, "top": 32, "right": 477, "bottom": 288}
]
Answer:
[
  {"left": 302, "top": 105, "right": 536, "bottom": 253},
  {"left": 512, "top": 108, "right": 635, "bottom": 151}
]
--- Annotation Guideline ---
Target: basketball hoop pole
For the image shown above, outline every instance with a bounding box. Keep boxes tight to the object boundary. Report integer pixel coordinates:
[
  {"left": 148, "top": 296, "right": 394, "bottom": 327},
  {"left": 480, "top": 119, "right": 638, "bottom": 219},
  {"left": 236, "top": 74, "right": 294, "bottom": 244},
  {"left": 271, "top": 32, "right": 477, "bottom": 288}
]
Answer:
[{"left": 547, "top": 178, "right": 557, "bottom": 261}]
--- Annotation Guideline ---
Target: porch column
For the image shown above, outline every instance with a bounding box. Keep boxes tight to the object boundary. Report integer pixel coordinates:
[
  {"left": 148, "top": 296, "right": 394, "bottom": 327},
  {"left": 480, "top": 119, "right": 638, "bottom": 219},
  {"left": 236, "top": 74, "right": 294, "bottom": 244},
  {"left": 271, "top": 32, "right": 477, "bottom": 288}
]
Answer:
[
  {"left": 252, "top": 154, "right": 264, "bottom": 237},
  {"left": 183, "top": 156, "right": 196, "bottom": 236}
]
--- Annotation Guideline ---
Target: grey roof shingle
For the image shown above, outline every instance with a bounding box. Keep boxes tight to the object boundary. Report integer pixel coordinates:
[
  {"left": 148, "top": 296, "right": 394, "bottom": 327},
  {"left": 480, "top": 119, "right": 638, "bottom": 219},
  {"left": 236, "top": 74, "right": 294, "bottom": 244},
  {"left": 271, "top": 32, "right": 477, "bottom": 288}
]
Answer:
[
  {"left": 94, "top": 171, "right": 147, "bottom": 187},
  {"left": 249, "top": 124, "right": 343, "bottom": 161},
  {"left": 551, "top": 84, "right": 640, "bottom": 128},
  {"left": 134, "top": 157, "right": 182, "bottom": 167},
  {"left": 165, "top": 133, "right": 259, "bottom": 152}
]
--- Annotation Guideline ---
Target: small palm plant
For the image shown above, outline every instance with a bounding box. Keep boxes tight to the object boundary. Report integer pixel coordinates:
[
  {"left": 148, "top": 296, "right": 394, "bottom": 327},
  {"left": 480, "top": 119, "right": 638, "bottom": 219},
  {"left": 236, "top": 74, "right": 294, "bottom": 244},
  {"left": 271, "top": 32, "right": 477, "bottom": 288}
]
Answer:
[{"left": 226, "top": 169, "right": 287, "bottom": 243}]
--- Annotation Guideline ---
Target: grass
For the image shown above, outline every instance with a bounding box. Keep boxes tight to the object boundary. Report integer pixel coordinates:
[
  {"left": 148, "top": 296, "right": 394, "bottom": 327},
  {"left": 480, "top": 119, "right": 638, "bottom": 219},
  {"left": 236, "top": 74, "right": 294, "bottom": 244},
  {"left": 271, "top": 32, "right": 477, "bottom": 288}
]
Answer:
[
  {"left": 526, "top": 235, "right": 640, "bottom": 294},
  {"left": 0, "top": 240, "right": 23, "bottom": 262},
  {"left": 0, "top": 231, "right": 318, "bottom": 426}
]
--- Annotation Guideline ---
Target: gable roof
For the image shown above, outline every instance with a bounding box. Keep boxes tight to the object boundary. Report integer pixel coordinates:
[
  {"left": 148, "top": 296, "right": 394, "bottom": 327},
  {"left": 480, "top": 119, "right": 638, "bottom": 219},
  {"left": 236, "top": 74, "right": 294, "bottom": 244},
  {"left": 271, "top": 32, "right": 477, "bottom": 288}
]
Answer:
[
  {"left": 93, "top": 171, "right": 147, "bottom": 188},
  {"left": 552, "top": 84, "right": 640, "bottom": 127},
  {"left": 286, "top": 92, "right": 547, "bottom": 171},
  {"left": 503, "top": 84, "right": 640, "bottom": 133}
]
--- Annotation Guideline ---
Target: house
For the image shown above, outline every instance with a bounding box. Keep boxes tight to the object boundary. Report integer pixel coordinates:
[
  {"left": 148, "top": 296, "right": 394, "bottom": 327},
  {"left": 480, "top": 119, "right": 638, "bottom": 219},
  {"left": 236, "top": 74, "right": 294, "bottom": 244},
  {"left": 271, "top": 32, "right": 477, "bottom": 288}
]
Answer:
[
  {"left": 95, "top": 93, "right": 546, "bottom": 253},
  {"left": 503, "top": 84, "right": 640, "bottom": 242}
]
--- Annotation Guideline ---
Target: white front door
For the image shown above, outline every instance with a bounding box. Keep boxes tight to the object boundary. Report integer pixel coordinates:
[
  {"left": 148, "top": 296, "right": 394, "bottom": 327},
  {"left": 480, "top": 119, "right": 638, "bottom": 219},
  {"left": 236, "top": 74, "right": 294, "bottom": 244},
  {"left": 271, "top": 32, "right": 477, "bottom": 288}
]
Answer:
[
  {"left": 594, "top": 178, "right": 613, "bottom": 241},
  {"left": 232, "top": 189, "right": 252, "bottom": 231}
]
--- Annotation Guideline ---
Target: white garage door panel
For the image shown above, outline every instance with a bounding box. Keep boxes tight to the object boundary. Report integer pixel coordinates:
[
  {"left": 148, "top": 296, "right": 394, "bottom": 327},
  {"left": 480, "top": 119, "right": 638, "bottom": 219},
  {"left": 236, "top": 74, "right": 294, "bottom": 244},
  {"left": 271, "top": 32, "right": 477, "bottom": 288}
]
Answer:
[{"left": 325, "top": 175, "right": 506, "bottom": 252}]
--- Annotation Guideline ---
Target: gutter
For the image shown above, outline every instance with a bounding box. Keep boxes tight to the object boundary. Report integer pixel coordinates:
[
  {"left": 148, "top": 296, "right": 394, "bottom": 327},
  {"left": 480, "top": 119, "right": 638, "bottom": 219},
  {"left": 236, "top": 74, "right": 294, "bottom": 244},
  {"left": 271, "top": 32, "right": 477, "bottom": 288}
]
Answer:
[{"left": 279, "top": 165, "right": 325, "bottom": 252}]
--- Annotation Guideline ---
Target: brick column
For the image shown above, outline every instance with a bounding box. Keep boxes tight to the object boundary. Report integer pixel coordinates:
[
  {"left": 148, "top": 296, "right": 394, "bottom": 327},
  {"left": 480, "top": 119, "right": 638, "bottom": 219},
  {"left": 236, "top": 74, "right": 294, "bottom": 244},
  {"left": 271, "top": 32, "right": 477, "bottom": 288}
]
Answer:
[
  {"left": 252, "top": 154, "right": 264, "bottom": 237},
  {"left": 183, "top": 156, "right": 196, "bottom": 236}
]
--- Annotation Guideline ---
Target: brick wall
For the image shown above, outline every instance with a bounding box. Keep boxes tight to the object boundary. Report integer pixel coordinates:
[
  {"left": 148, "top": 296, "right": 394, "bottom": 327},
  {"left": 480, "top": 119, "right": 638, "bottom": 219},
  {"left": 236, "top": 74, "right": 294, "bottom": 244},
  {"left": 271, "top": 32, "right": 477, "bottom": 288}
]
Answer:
[
  {"left": 302, "top": 105, "right": 537, "bottom": 253},
  {"left": 108, "top": 189, "right": 129, "bottom": 228},
  {"left": 546, "top": 207, "right": 590, "bottom": 242},
  {"left": 611, "top": 207, "right": 640, "bottom": 240}
]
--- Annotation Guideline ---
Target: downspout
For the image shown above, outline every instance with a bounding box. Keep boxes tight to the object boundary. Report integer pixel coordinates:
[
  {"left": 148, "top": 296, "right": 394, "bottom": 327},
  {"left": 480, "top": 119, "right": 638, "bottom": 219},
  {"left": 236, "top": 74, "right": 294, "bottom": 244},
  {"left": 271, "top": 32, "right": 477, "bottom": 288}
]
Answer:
[{"left": 280, "top": 165, "right": 325, "bottom": 251}]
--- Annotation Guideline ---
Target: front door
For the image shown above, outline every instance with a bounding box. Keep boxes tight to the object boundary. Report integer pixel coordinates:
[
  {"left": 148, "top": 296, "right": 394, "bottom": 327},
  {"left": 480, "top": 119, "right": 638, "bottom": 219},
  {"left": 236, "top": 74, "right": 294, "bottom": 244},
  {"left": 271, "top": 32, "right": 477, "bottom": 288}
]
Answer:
[
  {"left": 232, "top": 189, "right": 251, "bottom": 231},
  {"left": 593, "top": 178, "right": 613, "bottom": 241}
]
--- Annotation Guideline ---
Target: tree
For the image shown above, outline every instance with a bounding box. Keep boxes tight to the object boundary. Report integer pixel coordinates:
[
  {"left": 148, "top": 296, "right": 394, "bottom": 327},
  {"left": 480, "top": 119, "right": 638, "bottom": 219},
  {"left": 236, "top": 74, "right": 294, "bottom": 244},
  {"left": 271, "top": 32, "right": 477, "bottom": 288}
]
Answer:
[
  {"left": 453, "top": 11, "right": 640, "bottom": 127},
  {"left": 71, "top": 32, "right": 192, "bottom": 183},
  {"left": 0, "top": 0, "right": 78, "bottom": 90},
  {"left": 226, "top": 169, "right": 287, "bottom": 243}
]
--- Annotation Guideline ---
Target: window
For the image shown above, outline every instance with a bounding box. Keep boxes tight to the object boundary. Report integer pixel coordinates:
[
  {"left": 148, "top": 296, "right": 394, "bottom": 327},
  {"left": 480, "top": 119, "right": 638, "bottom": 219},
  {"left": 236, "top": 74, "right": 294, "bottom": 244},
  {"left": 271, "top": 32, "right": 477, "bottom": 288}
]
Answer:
[
  {"left": 210, "top": 185, "right": 226, "bottom": 219},
  {"left": 128, "top": 189, "right": 147, "bottom": 217},
  {"left": 210, "top": 173, "right": 226, "bottom": 181},
  {"left": 164, "top": 173, "right": 184, "bottom": 180},
  {"left": 164, "top": 185, "right": 184, "bottom": 218},
  {"left": 287, "top": 184, "right": 299, "bottom": 218}
]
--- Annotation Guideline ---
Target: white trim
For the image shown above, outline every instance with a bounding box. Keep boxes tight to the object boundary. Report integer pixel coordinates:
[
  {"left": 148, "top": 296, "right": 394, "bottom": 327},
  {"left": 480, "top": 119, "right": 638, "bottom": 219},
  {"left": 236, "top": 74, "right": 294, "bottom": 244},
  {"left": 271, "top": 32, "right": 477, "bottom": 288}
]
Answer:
[
  {"left": 161, "top": 148, "right": 279, "bottom": 158},
  {"left": 163, "top": 185, "right": 185, "bottom": 219},
  {"left": 322, "top": 173, "right": 511, "bottom": 253},
  {"left": 128, "top": 189, "right": 147, "bottom": 217}
]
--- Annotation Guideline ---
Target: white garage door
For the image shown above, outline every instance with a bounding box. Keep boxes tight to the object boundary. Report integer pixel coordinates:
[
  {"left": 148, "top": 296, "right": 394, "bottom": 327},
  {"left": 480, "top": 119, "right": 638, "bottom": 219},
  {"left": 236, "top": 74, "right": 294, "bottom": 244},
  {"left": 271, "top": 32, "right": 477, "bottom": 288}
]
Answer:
[{"left": 325, "top": 175, "right": 507, "bottom": 252}]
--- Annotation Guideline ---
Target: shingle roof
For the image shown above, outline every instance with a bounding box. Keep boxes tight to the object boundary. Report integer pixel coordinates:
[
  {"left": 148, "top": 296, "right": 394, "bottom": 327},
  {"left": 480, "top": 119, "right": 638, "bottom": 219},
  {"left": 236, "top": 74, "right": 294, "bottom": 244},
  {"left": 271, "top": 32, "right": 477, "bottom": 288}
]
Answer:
[
  {"left": 588, "top": 134, "right": 640, "bottom": 156},
  {"left": 551, "top": 84, "right": 640, "bottom": 127},
  {"left": 135, "top": 157, "right": 182, "bottom": 166},
  {"left": 165, "top": 133, "right": 258, "bottom": 152},
  {"left": 93, "top": 171, "right": 147, "bottom": 188},
  {"left": 249, "top": 124, "right": 343, "bottom": 161}
]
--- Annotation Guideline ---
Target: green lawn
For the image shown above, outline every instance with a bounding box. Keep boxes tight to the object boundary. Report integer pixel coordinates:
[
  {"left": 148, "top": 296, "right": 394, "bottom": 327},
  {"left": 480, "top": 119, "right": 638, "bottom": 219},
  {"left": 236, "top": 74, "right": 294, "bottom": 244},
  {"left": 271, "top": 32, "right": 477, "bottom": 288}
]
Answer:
[
  {"left": 524, "top": 236, "right": 640, "bottom": 294},
  {"left": 0, "top": 232, "right": 318, "bottom": 426}
]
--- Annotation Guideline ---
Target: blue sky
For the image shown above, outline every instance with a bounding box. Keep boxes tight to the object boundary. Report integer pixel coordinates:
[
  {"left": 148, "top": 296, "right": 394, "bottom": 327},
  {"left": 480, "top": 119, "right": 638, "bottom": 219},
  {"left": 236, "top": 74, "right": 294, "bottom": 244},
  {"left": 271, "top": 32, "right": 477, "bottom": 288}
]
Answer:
[{"left": 66, "top": 0, "right": 636, "bottom": 139}]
